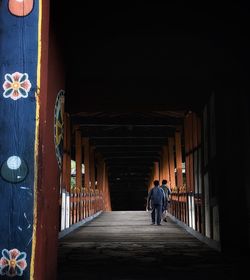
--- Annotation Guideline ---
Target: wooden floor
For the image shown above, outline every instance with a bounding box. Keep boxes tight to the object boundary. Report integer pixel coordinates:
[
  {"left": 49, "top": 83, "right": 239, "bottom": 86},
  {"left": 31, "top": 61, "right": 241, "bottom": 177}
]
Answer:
[{"left": 57, "top": 211, "right": 245, "bottom": 280}]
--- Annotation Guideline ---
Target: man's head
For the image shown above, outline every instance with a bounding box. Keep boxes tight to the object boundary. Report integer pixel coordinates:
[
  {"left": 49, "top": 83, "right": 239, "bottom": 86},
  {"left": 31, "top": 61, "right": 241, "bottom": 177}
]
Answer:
[
  {"left": 153, "top": 180, "right": 160, "bottom": 186},
  {"left": 162, "top": 179, "right": 167, "bottom": 185}
]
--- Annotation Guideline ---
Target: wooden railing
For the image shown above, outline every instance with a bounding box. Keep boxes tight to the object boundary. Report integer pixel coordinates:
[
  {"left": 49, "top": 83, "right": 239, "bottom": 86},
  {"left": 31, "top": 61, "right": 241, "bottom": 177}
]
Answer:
[
  {"left": 70, "top": 189, "right": 103, "bottom": 225},
  {"left": 169, "top": 191, "right": 203, "bottom": 234},
  {"left": 59, "top": 188, "right": 103, "bottom": 231}
]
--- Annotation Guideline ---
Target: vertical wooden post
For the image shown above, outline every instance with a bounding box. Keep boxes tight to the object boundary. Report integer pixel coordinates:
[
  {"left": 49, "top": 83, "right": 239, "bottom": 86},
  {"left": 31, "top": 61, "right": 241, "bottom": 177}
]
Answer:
[
  {"left": 82, "top": 137, "right": 90, "bottom": 190},
  {"left": 184, "top": 116, "right": 190, "bottom": 192},
  {"left": 75, "top": 130, "right": 82, "bottom": 192},
  {"left": 62, "top": 113, "right": 71, "bottom": 192},
  {"left": 62, "top": 117, "right": 67, "bottom": 193},
  {"left": 189, "top": 114, "right": 194, "bottom": 192},
  {"left": 175, "top": 131, "right": 183, "bottom": 189},
  {"left": 162, "top": 145, "right": 169, "bottom": 182},
  {"left": 168, "top": 137, "right": 176, "bottom": 189},
  {"left": 102, "top": 161, "right": 106, "bottom": 194},
  {"left": 90, "top": 146, "right": 95, "bottom": 190},
  {"left": 96, "top": 156, "right": 103, "bottom": 192},
  {"left": 104, "top": 167, "right": 109, "bottom": 210},
  {"left": 106, "top": 168, "right": 112, "bottom": 211},
  {"left": 160, "top": 155, "right": 164, "bottom": 183},
  {"left": 147, "top": 169, "right": 153, "bottom": 191},
  {"left": 153, "top": 161, "right": 160, "bottom": 181},
  {"left": 101, "top": 161, "right": 107, "bottom": 210}
]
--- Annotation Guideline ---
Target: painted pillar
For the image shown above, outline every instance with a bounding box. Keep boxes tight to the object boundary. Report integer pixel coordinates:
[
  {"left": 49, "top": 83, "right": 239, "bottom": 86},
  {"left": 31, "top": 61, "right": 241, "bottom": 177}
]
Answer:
[
  {"left": 61, "top": 113, "right": 71, "bottom": 231},
  {"left": 105, "top": 168, "right": 112, "bottom": 211},
  {"left": 0, "top": 1, "right": 41, "bottom": 277},
  {"left": 150, "top": 172, "right": 154, "bottom": 189},
  {"left": 90, "top": 146, "right": 95, "bottom": 190},
  {"left": 62, "top": 113, "right": 71, "bottom": 193},
  {"left": 96, "top": 157, "right": 102, "bottom": 192},
  {"left": 153, "top": 162, "right": 159, "bottom": 181},
  {"left": 184, "top": 116, "right": 190, "bottom": 192},
  {"left": 188, "top": 114, "right": 194, "bottom": 192},
  {"left": 75, "top": 130, "right": 82, "bottom": 192},
  {"left": 0, "top": 1, "right": 65, "bottom": 279},
  {"left": 97, "top": 154, "right": 104, "bottom": 192},
  {"left": 82, "top": 137, "right": 90, "bottom": 190},
  {"left": 96, "top": 155, "right": 104, "bottom": 211},
  {"left": 168, "top": 137, "right": 176, "bottom": 189},
  {"left": 104, "top": 167, "right": 108, "bottom": 210},
  {"left": 102, "top": 161, "right": 106, "bottom": 194},
  {"left": 101, "top": 164, "right": 111, "bottom": 211},
  {"left": 37, "top": 5, "right": 65, "bottom": 279},
  {"left": 162, "top": 145, "right": 170, "bottom": 182},
  {"left": 184, "top": 113, "right": 196, "bottom": 229},
  {"left": 159, "top": 154, "right": 164, "bottom": 183},
  {"left": 175, "top": 131, "right": 183, "bottom": 189}
]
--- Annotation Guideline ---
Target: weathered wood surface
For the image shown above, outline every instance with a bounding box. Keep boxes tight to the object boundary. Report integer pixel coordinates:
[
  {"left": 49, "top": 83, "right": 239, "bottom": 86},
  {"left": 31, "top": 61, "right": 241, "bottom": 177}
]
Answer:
[{"left": 58, "top": 211, "right": 247, "bottom": 280}]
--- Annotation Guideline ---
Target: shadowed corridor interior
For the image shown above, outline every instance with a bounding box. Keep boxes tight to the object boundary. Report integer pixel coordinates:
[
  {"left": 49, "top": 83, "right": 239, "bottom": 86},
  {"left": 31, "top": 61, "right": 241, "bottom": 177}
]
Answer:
[
  {"left": 0, "top": 1, "right": 249, "bottom": 280},
  {"left": 50, "top": 1, "right": 250, "bottom": 280}
]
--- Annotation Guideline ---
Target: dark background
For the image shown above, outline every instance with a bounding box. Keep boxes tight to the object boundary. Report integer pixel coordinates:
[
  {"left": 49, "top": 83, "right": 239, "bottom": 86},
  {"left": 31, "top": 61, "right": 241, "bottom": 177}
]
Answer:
[{"left": 51, "top": 1, "right": 250, "bottom": 112}]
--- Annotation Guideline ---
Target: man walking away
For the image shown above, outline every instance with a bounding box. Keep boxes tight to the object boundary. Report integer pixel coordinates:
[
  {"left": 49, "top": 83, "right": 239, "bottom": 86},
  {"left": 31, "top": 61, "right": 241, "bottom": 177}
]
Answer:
[
  {"left": 147, "top": 180, "right": 165, "bottom": 225},
  {"left": 161, "top": 179, "right": 171, "bottom": 222}
]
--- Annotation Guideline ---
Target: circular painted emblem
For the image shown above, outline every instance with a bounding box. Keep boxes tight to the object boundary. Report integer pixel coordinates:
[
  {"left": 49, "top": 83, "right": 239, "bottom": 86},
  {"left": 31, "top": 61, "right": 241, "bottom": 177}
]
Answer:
[
  {"left": 54, "top": 90, "right": 65, "bottom": 169},
  {"left": 0, "top": 156, "right": 28, "bottom": 183}
]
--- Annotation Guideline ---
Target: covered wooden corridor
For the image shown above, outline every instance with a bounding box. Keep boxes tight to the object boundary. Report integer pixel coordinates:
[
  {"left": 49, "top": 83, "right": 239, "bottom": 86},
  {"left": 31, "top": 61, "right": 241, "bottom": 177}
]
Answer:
[
  {"left": 0, "top": 1, "right": 249, "bottom": 280},
  {"left": 58, "top": 211, "right": 244, "bottom": 280}
]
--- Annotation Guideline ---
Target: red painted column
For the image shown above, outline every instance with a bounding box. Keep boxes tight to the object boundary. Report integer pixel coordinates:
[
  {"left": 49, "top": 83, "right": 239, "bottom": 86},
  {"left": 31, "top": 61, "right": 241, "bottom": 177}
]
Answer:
[
  {"left": 96, "top": 155, "right": 103, "bottom": 192},
  {"left": 102, "top": 162, "right": 107, "bottom": 210},
  {"left": 62, "top": 113, "right": 71, "bottom": 193},
  {"left": 168, "top": 137, "right": 176, "bottom": 189},
  {"left": 35, "top": 1, "right": 65, "bottom": 278},
  {"left": 153, "top": 161, "right": 160, "bottom": 181},
  {"left": 188, "top": 114, "right": 194, "bottom": 192},
  {"left": 175, "top": 131, "right": 183, "bottom": 189},
  {"left": 104, "top": 167, "right": 112, "bottom": 211},
  {"left": 162, "top": 145, "right": 170, "bottom": 182},
  {"left": 107, "top": 175, "right": 112, "bottom": 211},
  {"left": 82, "top": 137, "right": 90, "bottom": 190},
  {"left": 75, "top": 130, "right": 82, "bottom": 192},
  {"left": 148, "top": 170, "right": 153, "bottom": 191},
  {"left": 102, "top": 161, "right": 106, "bottom": 194},
  {"left": 159, "top": 157, "right": 163, "bottom": 183},
  {"left": 90, "top": 146, "right": 95, "bottom": 190},
  {"left": 184, "top": 116, "right": 190, "bottom": 192}
]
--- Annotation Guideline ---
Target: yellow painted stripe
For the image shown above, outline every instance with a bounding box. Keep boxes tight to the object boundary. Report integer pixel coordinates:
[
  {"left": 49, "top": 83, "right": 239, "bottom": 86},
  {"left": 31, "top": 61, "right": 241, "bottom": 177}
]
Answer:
[{"left": 30, "top": 0, "right": 42, "bottom": 278}]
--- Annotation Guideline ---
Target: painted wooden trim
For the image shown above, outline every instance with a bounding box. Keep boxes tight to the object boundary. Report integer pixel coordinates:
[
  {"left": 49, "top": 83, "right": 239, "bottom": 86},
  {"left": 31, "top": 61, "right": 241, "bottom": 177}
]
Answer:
[{"left": 30, "top": 1, "right": 42, "bottom": 279}]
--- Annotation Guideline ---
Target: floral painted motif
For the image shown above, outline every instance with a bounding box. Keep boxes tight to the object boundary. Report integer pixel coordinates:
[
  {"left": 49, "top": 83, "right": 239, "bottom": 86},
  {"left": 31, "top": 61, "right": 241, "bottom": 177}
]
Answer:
[
  {"left": 8, "top": 0, "right": 34, "bottom": 17},
  {"left": 3, "top": 72, "right": 31, "bottom": 100},
  {"left": 54, "top": 90, "right": 65, "bottom": 169},
  {"left": 0, "top": 248, "right": 27, "bottom": 277}
]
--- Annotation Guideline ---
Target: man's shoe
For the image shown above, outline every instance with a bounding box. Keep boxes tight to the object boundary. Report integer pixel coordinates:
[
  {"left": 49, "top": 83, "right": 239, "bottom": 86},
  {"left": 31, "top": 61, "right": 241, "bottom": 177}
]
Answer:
[{"left": 157, "top": 223, "right": 162, "bottom": 226}]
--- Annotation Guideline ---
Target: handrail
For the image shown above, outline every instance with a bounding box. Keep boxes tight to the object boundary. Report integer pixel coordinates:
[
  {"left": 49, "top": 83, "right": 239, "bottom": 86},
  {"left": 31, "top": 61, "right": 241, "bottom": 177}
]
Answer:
[
  {"left": 169, "top": 191, "right": 203, "bottom": 233},
  {"left": 59, "top": 188, "right": 104, "bottom": 231}
]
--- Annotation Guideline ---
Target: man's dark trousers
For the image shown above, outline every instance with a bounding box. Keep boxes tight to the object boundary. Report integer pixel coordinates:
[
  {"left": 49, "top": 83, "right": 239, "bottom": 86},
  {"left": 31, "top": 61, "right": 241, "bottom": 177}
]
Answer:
[{"left": 151, "top": 204, "right": 162, "bottom": 225}]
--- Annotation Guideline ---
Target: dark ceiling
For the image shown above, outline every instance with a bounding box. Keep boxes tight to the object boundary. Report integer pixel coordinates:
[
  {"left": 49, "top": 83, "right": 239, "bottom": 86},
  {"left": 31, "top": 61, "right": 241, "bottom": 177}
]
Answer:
[
  {"left": 53, "top": 1, "right": 249, "bottom": 112},
  {"left": 52, "top": 1, "right": 249, "bottom": 209}
]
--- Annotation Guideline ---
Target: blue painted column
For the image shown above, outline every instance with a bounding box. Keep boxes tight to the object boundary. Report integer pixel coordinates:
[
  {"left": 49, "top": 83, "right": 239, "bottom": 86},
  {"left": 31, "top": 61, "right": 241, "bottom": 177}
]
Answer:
[{"left": 0, "top": 0, "right": 41, "bottom": 278}]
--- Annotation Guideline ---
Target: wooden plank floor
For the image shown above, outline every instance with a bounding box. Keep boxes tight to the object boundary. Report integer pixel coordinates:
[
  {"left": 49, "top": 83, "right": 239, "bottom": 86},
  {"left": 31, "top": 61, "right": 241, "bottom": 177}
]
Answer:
[{"left": 57, "top": 211, "right": 246, "bottom": 280}]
